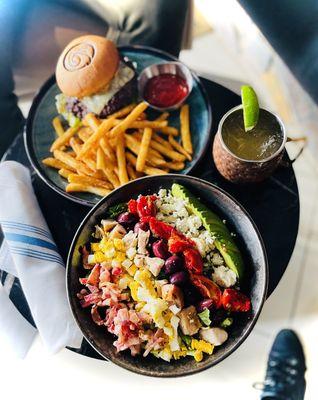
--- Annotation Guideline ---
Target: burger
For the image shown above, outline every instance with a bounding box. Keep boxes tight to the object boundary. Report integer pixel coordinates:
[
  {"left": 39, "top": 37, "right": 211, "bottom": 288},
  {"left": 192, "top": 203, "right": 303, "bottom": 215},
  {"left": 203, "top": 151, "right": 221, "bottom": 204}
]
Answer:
[{"left": 55, "top": 35, "right": 137, "bottom": 126}]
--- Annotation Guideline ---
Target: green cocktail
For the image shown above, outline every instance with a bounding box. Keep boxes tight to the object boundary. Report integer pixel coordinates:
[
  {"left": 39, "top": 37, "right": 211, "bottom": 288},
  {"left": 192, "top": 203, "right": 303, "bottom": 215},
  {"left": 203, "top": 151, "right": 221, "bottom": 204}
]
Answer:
[{"left": 221, "top": 108, "right": 284, "bottom": 161}]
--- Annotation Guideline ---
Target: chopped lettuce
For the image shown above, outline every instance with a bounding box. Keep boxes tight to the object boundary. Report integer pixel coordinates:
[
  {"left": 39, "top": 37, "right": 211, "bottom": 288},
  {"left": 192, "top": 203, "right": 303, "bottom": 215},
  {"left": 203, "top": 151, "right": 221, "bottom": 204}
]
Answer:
[
  {"left": 107, "top": 203, "right": 128, "bottom": 219},
  {"left": 220, "top": 317, "right": 233, "bottom": 328},
  {"left": 180, "top": 333, "right": 192, "bottom": 348},
  {"left": 198, "top": 309, "right": 211, "bottom": 326}
]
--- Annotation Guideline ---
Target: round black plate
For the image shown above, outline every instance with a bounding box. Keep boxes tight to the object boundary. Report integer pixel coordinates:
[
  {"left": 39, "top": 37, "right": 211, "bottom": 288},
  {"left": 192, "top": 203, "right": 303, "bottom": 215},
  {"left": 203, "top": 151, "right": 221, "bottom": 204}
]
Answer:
[{"left": 0, "top": 78, "right": 299, "bottom": 361}]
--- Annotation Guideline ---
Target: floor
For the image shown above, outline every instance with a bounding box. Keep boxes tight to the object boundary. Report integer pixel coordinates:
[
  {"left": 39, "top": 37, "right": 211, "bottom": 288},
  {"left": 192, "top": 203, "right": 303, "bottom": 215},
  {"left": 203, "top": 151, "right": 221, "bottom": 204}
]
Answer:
[{"left": 2, "top": 2, "right": 318, "bottom": 399}]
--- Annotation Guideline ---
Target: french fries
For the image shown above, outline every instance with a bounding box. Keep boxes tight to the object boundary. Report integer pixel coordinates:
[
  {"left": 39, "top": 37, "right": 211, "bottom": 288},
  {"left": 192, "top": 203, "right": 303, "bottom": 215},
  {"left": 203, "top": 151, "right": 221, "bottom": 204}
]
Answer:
[
  {"left": 42, "top": 157, "right": 76, "bottom": 171},
  {"left": 168, "top": 135, "right": 192, "bottom": 161},
  {"left": 52, "top": 117, "right": 65, "bottom": 137},
  {"left": 116, "top": 132, "right": 129, "bottom": 185},
  {"left": 136, "top": 128, "right": 152, "bottom": 172},
  {"left": 113, "top": 119, "right": 167, "bottom": 130},
  {"left": 66, "top": 183, "right": 110, "bottom": 197},
  {"left": 180, "top": 104, "right": 193, "bottom": 154},
  {"left": 67, "top": 173, "right": 113, "bottom": 190},
  {"left": 77, "top": 117, "right": 115, "bottom": 159},
  {"left": 43, "top": 101, "right": 193, "bottom": 197},
  {"left": 110, "top": 102, "right": 148, "bottom": 138},
  {"left": 50, "top": 125, "right": 79, "bottom": 152}
]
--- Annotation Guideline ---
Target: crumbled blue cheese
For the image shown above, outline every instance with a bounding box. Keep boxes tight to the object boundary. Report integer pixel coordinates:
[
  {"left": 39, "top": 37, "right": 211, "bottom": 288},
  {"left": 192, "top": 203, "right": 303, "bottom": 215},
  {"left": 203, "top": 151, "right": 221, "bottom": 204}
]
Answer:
[
  {"left": 212, "top": 265, "right": 237, "bottom": 288},
  {"left": 155, "top": 189, "right": 215, "bottom": 256}
]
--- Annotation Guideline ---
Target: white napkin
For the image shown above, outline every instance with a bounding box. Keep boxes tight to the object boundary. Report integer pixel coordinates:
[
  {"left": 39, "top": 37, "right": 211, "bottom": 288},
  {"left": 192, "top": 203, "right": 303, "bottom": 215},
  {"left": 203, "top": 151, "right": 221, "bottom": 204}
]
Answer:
[{"left": 0, "top": 161, "right": 83, "bottom": 356}]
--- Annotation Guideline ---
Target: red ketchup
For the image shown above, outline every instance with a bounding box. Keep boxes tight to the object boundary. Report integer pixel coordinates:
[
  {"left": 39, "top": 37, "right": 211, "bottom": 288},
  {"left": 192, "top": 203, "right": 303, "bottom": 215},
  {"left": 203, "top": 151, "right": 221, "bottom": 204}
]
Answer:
[{"left": 144, "top": 73, "right": 189, "bottom": 108}]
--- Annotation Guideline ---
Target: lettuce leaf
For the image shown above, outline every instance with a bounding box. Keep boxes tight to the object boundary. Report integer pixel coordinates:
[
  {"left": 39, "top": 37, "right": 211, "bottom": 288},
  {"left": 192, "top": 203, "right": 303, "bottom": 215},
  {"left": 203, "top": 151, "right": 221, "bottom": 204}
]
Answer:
[
  {"left": 198, "top": 309, "right": 211, "bottom": 326},
  {"left": 107, "top": 203, "right": 127, "bottom": 218}
]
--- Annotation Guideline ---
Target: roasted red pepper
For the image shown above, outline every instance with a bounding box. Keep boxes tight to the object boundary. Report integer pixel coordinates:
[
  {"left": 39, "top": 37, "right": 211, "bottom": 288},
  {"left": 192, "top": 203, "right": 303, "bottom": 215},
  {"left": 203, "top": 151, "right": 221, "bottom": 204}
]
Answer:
[
  {"left": 127, "top": 199, "right": 138, "bottom": 215},
  {"left": 168, "top": 231, "right": 194, "bottom": 253},
  {"left": 221, "top": 289, "right": 251, "bottom": 312},
  {"left": 190, "top": 274, "right": 222, "bottom": 307},
  {"left": 148, "top": 217, "right": 175, "bottom": 240},
  {"left": 183, "top": 248, "right": 203, "bottom": 274},
  {"left": 136, "top": 195, "right": 157, "bottom": 219}
]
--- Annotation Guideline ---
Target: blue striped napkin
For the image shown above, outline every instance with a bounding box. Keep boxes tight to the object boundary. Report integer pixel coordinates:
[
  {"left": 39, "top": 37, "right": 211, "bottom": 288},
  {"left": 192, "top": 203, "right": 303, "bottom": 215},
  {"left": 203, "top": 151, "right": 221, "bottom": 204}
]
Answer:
[{"left": 0, "top": 161, "right": 82, "bottom": 356}]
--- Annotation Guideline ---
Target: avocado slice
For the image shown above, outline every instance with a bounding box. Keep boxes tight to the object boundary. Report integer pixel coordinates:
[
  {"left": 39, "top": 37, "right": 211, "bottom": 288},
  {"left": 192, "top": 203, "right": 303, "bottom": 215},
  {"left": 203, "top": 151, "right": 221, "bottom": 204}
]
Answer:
[{"left": 171, "top": 183, "right": 244, "bottom": 279}]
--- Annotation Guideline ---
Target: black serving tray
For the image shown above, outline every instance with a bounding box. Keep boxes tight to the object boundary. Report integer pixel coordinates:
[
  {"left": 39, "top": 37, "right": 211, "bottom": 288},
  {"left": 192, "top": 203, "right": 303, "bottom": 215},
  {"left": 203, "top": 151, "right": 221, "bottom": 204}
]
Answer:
[{"left": 0, "top": 78, "right": 299, "bottom": 360}]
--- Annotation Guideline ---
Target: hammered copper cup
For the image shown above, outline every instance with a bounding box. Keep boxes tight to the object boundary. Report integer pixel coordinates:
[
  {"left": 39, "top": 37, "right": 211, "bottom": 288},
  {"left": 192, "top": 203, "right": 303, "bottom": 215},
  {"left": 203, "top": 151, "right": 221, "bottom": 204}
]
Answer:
[{"left": 213, "top": 105, "right": 286, "bottom": 184}]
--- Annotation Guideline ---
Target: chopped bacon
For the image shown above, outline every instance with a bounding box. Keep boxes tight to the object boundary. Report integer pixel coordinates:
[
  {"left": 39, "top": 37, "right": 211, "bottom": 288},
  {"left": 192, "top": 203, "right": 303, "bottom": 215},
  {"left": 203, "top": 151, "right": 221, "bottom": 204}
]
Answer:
[
  {"left": 86, "top": 264, "right": 101, "bottom": 286},
  {"left": 80, "top": 245, "right": 93, "bottom": 269},
  {"left": 142, "top": 329, "right": 166, "bottom": 357},
  {"left": 80, "top": 292, "right": 103, "bottom": 308},
  {"left": 91, "top": 305, "right": 105, "bottom": 325},
  {"left": 79, "top": 277, "right": 88, "bottom": 285},
  {"left": 99, "top": 266, "right": 111, "bottom": 287},
  {"left": 111, "top": 266, "right": 122, "bottom": 276}
]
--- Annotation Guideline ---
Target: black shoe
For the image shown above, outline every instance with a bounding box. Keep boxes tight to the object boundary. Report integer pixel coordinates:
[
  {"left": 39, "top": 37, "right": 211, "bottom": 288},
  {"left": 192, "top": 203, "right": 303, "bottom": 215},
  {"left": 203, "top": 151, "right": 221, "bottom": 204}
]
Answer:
[{"left": 260, "top": 329, "right": 306, "bottom": 400}]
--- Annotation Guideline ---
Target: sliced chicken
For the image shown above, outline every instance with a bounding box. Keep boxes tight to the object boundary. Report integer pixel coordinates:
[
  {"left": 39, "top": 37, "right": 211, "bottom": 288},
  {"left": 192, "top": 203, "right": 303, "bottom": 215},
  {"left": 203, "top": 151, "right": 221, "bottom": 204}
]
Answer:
[
  {"left": 137, "top": 229, "right": 150, "bottom": 255},
  {"left": 179, "top": 305, "right": 201, "bottom": 336},
  {"left": 161, "top": 284, "right": 184, "bottom": 309},
  {"left": 154, "top": 279, "right": 169, "bottom": 297},
  {"left": 101, "top": 219, "right": 118, "bottom": 232},
  {"left": 145, "top": 256, "right": 165, "bottom": 277},
  {"left": 109, "top": 224, "right": 126, "bottom": 239},
  {"left": 199, "top": 327, "right": 228, "bottom": 346}
]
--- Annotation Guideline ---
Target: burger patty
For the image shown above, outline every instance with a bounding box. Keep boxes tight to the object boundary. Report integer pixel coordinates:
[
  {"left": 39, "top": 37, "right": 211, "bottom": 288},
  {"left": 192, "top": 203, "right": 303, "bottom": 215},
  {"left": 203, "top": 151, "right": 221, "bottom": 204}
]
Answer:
[{"left": 66, "top": 60, "right": 137, "bottom": 119}]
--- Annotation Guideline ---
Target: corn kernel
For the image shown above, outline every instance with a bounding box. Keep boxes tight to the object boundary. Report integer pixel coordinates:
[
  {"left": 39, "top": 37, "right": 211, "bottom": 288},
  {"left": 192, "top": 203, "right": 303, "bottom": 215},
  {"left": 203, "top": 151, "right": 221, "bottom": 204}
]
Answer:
[
  {"left": 94, "top": 251, "right": 107, "bottom": 263},
  {"left": 113, "top": 239, "right": 125, "bottom": 251},
  {"left": 191, "top": 339, "right": 214, "bottom": 355},
  {"left": 129, "top": 281, "right": 140, "bottom": 301},
  {"left": 194, "top": 350, "right": 203, "bottom": 362},
  {"left": 115, "top": 251, "right": 126, "bottom": 262},
  {"left": 91, "top": 243, "right": 100, "bottom": 252},
  {"left": 172, "top": 350, "right": 188, "bottom": 360},
  {"left": 127, "top": 264, "right": 138, "bottom": 276}
]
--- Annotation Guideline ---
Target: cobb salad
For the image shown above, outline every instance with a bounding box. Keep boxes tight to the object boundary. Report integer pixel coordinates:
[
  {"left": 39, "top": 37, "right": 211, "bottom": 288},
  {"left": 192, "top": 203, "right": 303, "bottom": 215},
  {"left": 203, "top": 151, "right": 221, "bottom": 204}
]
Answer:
[{"left": 77, "top": 184, "right": 251, "bottom": 362}]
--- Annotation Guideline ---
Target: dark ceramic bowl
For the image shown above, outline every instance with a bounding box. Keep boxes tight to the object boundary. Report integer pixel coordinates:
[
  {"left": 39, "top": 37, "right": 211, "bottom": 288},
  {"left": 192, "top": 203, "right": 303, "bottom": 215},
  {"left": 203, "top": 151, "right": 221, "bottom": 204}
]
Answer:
[{"left": 66, "top": 175, "right": 268, "bottom": 377}]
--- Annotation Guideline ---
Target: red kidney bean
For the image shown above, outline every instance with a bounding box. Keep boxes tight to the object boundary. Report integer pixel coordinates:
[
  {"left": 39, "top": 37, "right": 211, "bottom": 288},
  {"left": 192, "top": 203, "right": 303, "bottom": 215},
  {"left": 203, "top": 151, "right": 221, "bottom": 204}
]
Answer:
[
  {"left": 152, "top": 239, "right": 171, "bottom": 259},
  {"left": 169, "top": 270, "right": 188, "bottom": 286},
  {"left": 134, "top": 221, "right": 149, "bottom": 233},
  {"left": 117, "top": 212, "right": 137, "bottom": 227},
  {"left": 196, "top": 299, "right": 214, "bottom": 313},
  {"left": 164, "top": 255, "right": 183, "bottom": 275}
]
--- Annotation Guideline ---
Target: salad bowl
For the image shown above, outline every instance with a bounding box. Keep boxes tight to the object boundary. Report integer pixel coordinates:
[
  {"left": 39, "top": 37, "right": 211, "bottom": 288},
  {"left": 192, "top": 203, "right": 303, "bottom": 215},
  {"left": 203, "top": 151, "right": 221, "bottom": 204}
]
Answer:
[{"left": 66, "top": 174, "right": 268, "bottom": 377}]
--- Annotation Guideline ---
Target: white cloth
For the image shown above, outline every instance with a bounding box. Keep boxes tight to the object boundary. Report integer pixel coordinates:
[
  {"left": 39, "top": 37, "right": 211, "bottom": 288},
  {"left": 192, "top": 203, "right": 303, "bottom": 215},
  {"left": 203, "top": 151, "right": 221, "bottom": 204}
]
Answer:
[{"left": 0, "top": 161, "right": 83, "bottom": 356}]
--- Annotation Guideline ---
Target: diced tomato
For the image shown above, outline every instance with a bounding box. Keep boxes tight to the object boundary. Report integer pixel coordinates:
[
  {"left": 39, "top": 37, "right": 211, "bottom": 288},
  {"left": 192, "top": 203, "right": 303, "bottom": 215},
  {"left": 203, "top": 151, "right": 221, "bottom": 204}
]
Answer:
[
  {"left": 148, "top": 217, "right": 175, "bottom": 240},
  {"left": 128, "top": 199, "right": 138, "bottom": 215},
  {"left": 221, "top": 289, "right": 251, "bottom": 312},
  {"left": 86, "top": 264, "right": 101, "bottom": 286},
  {"left": 183, "top": 248, "right": 203, "bottom": 274},
  {"left": 190, "top": 274, "right": 222, "bottom": 307},
  {"left": 136, "top": 195, "right": 157, "bottom": 219},
  {"left": 168, "top": 231, "right": 194, "bottom": 253}
]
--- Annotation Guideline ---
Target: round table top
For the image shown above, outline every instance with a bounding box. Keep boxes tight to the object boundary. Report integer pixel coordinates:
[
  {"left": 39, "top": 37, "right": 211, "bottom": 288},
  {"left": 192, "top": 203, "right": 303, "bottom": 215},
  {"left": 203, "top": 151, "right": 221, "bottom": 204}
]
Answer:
[{"left": 0, "top": 77, "right": 299, "bottom": 360}]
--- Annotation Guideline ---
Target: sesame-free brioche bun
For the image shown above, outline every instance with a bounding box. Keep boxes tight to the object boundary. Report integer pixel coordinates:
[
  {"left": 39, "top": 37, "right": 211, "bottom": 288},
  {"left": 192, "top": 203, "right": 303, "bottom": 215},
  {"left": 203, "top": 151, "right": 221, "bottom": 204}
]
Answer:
[{"left": 56, "top": 35, "right": 119, "bottom": 98}]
